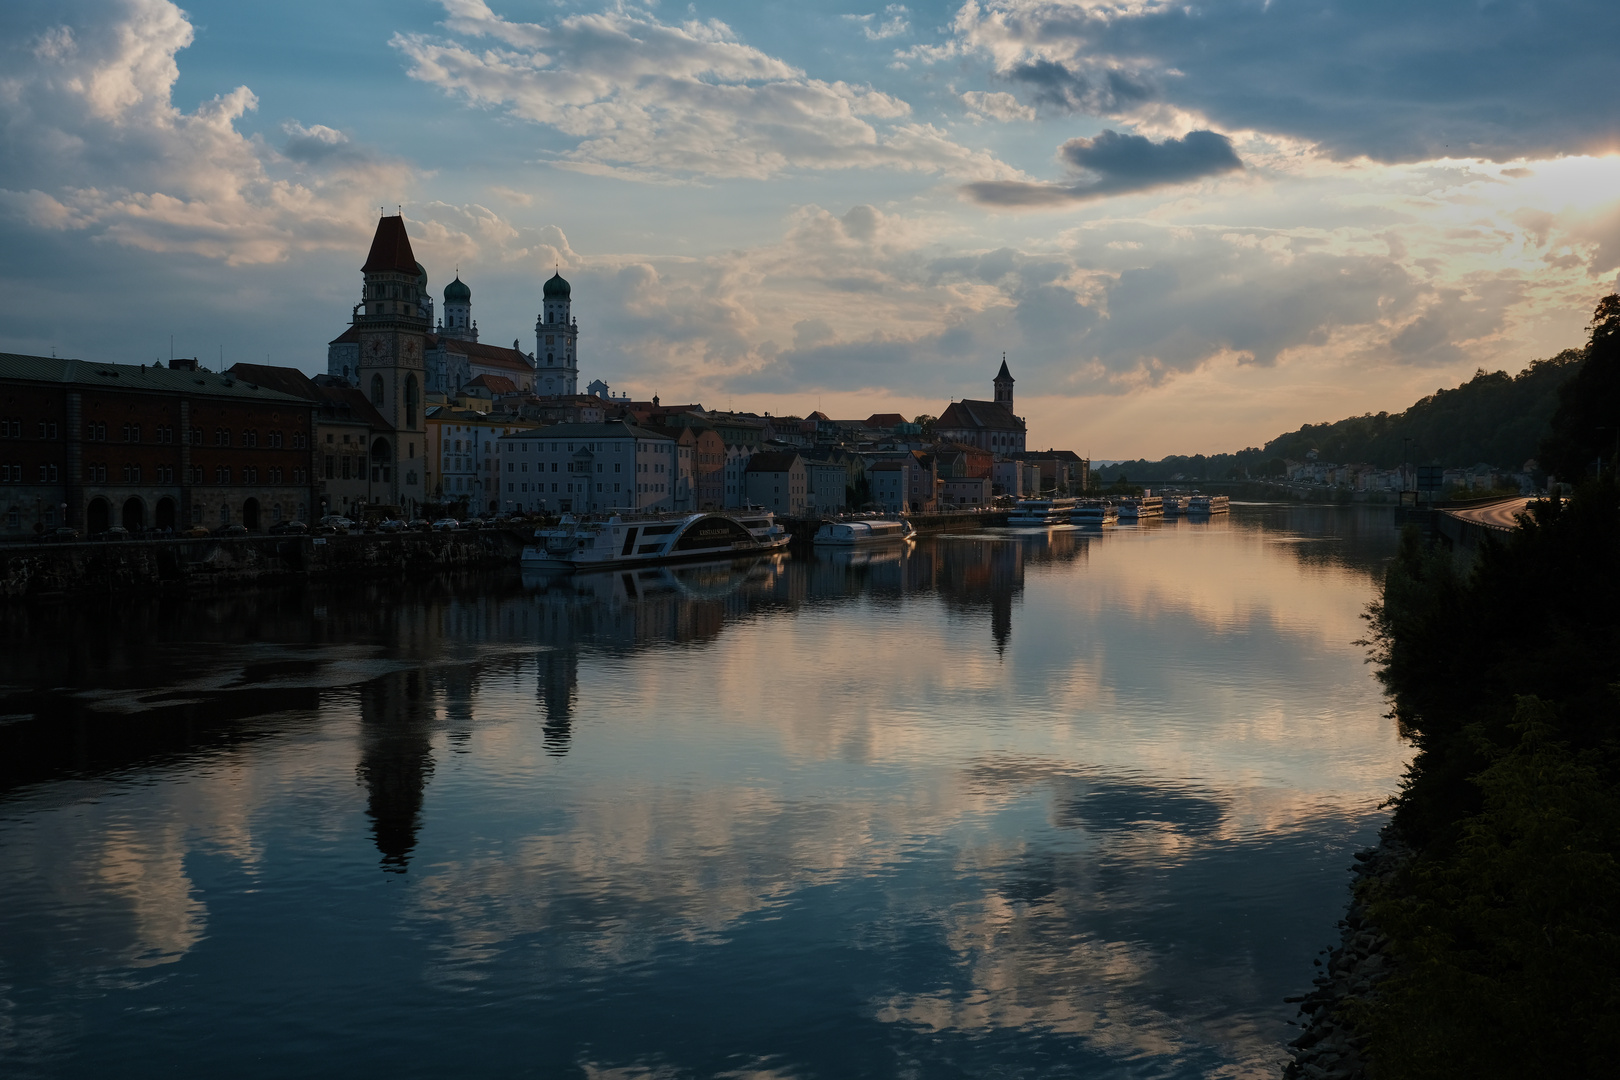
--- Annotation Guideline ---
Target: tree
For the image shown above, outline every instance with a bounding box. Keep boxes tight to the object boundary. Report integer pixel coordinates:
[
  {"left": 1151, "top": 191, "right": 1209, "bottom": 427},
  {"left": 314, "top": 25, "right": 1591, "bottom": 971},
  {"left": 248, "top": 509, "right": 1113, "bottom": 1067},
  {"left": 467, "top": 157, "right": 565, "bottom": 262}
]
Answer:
[
  {"left": 912, "top": 414, "right": 936, "bottom": 438},
  {"left": 1541, "top": 294, "right": 1620, "bottom": 480}
]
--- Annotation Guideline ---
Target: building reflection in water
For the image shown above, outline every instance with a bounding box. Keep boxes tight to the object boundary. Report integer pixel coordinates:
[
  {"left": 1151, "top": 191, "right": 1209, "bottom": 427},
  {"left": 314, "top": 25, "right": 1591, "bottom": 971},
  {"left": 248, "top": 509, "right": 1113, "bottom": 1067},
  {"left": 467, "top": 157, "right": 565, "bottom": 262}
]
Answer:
[{"left": 356, "top": 669, "right": 436, "bottom": 872}]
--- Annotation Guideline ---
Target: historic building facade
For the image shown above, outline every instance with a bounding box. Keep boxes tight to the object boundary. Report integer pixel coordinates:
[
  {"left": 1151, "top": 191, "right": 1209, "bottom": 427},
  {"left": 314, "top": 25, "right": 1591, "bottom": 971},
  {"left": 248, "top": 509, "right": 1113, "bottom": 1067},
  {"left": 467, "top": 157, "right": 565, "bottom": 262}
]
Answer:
[
  {"left": 326, "top": 225, "right": 581, "bottom": 401},
  {"left": 0, "top": 354, "right": 315, "bottom": 536}
]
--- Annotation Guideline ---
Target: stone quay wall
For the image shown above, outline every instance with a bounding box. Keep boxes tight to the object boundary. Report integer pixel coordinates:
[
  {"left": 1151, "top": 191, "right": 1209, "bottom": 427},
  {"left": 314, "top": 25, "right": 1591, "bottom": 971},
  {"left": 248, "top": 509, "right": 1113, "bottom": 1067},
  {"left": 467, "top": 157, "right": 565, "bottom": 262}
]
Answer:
[{"left": 0, "top": 531, "right": 528, "bottom": 600}]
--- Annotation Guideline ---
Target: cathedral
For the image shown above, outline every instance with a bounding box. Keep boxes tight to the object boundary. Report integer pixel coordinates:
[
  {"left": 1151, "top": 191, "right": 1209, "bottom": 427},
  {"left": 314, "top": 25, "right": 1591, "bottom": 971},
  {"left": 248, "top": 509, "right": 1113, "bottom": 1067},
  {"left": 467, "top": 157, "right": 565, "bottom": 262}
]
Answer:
[
  {"left": 327, "top": 217, "right": 582, "bottom": 398},
  {"left": 321, "top": 213, "right": 590, "bottom": 511}
]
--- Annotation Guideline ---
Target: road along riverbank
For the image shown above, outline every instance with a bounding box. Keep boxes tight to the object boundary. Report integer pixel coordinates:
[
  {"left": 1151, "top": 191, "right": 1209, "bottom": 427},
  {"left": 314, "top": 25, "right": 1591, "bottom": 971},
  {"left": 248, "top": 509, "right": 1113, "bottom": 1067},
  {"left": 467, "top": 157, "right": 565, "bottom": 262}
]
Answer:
[{"left": 0, "top": 530, "right": 526, "bottom": 600}]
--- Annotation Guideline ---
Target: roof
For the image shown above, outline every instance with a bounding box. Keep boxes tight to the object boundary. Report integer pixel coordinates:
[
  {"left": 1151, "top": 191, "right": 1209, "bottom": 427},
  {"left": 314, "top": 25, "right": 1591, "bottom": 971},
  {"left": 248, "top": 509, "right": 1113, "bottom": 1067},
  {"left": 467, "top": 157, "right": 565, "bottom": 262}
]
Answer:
[
  {"left": 444, "top": 276, "right": 471, "bottom": 303},
  {"left": 864, "top": 413, "right": 906, "bottom": 428},
  {"left": 466, "top": 373, "right": 517, "bottom": 395},
  {"left": 226, "top": 363, "right": 318, "bottom": 401},
  {"left": 312, "top": 383, "right": 391, "bottom": 430},
  {"left": 937, "top": 399, "right": 1024, "bottom": 433},
  {"left": 362, "top": 215, "right": 419, "bottom": 275},
  {"left": 496, "top": 421, "right": 674, "bottom": 442},
  {"left": 543, "top": 271, "right": 571, "bottom": 300},
  {"left": 431, "top": 335, "right": 534, "bottom": 374},
  {"left": 995, "top": 359, "right": 1014, "bottom": 383},
  {"left": 0, "top": 354, "right": 310, "bottom": 403},
  {"left": 329, "top": 325, "right": 359, "bottom": 347},
  {"left": 744, "top": 451, "right": 800, "bottom": 473},
  {"left": 869, "top": 459, "right": 907, "bottom": 471}
]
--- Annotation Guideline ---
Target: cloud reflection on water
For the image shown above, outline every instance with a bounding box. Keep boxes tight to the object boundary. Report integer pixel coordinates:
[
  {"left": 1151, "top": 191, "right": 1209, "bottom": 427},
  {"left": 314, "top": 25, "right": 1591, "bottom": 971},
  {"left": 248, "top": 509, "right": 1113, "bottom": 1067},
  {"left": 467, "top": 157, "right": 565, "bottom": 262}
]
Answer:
[{"left": 0, "top": 504, "right": 1406, "bottom": 1078}]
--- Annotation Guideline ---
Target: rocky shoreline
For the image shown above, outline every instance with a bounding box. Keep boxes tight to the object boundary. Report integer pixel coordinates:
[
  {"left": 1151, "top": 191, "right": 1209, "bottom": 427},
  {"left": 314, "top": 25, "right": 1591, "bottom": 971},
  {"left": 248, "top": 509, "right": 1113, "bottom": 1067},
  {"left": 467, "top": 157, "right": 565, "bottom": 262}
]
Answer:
[{"left": 1282, "top": 827, "right": 1412, "bottom": 1079}]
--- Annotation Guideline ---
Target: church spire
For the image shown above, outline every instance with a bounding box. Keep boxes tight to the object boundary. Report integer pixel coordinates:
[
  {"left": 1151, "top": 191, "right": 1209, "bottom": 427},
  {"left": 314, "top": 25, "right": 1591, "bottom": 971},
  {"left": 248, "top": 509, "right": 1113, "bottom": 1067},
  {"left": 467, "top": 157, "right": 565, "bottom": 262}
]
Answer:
[{"left": 994, "top": 353, "right": 1014, "bottom": 410}]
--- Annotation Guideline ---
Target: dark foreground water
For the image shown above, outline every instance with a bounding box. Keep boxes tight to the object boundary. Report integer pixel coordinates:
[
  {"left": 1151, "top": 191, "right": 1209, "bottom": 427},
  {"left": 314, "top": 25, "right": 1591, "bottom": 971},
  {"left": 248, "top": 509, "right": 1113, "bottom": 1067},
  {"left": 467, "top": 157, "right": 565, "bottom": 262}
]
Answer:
[{"left": 0, "top": 504, "right": 1407, "bottom": 1079}]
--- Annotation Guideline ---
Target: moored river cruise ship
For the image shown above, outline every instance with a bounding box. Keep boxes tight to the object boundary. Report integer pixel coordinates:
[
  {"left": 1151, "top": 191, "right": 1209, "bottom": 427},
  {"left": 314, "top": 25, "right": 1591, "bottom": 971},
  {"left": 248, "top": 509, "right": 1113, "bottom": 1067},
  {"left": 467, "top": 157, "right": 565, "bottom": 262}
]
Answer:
[
  {"left": 522, "top": 511, "right": 789, "bottom": 571},
  {"left": 1187, "top": 494, "right": 1230, "bottom": 515},
  {"left": 1071, "top": 499, "right": 1118, "bottom": 525},
  {"left": 1007, "top": 497, "right": 1078, "bottom": 525},
  {"left": 812, "top": 517, "right": 916, "bottom": 545},
  {"left": 1116, "top": 494, "right": 1165, "bottom": 521}
]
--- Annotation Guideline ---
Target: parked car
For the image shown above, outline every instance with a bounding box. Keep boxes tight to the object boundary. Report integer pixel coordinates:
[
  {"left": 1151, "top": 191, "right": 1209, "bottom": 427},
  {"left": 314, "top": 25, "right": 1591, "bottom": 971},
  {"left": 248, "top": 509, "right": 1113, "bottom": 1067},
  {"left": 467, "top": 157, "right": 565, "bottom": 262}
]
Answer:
[
  {"left": 460, "top": 517, "right": 483, "bottom": 531},
  {"left": 268, "top": 520, "right": 309, "bottom": 536},
  {"left": 101, "top": 525, "right": 131, "bottom": 541},
  {"left": 405, "top": 518, "right": 431, "bottom": 532},
  {"left": 182, "top": 525, "right": 211, "bottom": 538},
  {"left": 52, "top": 526, "right": 81, "bottom": 542},
  {"left": 430, "top": 518, "right": 460, "bottom": 532},
  {"left": 214, "top": 523, "right": 249, "bottom": 537},
  {"left": 376, "top": 518, "right": 406, "bottom": 532},
  {"left": 318, "top": 515, "right": 355, "bottom": 532}
]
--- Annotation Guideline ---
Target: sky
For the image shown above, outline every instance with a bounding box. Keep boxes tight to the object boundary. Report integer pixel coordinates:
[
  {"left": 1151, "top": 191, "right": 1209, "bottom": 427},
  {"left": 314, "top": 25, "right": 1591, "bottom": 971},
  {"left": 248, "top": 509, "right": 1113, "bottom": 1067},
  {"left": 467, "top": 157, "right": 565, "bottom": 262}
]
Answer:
[{"left": 4, "top": 0, "right": 1620, "bottom": 459}]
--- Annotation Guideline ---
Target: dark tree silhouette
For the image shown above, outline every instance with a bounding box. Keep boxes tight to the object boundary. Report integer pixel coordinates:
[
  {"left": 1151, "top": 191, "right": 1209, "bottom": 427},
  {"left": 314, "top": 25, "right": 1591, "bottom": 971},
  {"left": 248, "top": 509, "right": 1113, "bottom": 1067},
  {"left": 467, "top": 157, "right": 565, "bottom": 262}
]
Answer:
[{"left": 1540, "top": 294, "right": 1620, "bottom": 480}]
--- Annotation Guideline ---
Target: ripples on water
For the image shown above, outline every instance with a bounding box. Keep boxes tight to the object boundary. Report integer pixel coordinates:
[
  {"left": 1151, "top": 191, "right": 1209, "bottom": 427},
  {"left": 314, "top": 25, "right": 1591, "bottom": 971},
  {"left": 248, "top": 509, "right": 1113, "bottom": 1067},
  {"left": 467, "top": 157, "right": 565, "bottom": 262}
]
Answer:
[{"left": 0, "top": 504, "right": 1407, "bottom": 1078}]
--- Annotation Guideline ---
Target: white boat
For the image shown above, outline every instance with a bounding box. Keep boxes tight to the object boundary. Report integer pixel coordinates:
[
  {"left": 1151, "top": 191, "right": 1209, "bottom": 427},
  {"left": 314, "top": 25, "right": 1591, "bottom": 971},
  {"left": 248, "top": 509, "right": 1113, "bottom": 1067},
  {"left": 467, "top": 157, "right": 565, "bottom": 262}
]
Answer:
[
  {"left": 1186, "top": 494, "right": 1230, "bottom": 515},
  {"left": 522, "top": 510, "right": 789, "bottom": 571},
  {"left": 812, "top": 517, "right": 916, "bottom": 545},
  {"left": 1007, "top": 497, "right": 1078, "bottom": 525},
  {"left": 1116, "top": 494, "right": 1164, "bottom": 521},
  {"left": 1161, "top": 495, "right": 1189, "bottom": 516},
  {"left": 1070, "top": 500, "right": 1117, "bottom": 525}
]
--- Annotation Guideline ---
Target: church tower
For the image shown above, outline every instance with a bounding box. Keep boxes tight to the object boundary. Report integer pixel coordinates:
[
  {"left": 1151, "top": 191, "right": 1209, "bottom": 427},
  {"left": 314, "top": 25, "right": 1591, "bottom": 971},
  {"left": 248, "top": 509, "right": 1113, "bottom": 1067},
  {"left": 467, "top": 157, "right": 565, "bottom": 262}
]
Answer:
[
  {"left": 994, "top": 355, "right": 1015, "bottom": 411},
  {"left": 356, "top": 214, "right": 428, "bottom": 510},
  {"left": 536, "top": 271, "right": 579, "bottom": 396},
  {"left": 440, "top": 275, "right": 476, "bottom": 342}
]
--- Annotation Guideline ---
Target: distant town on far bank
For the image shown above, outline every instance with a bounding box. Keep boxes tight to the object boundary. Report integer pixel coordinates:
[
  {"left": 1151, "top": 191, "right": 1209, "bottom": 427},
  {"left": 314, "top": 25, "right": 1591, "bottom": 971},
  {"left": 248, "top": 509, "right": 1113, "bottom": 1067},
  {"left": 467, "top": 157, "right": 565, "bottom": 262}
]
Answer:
[{"left": 0, "top": 215, "right": 1088, "bottom": 538}]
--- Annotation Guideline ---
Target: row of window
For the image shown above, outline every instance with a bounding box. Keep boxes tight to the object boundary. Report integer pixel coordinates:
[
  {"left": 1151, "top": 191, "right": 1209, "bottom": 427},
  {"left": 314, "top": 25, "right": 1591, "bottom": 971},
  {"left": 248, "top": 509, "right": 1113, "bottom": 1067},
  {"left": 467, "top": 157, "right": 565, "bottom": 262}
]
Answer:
[
  {"left": 77, "top": 422, "right": 307, "bottom": 448},
  {"left": 0, "top": 464, "right": 58, "bottom": 482},
  {"left": 1, "top": 421, "right": 58, "bottom": 440},
  {"left": 70, "top": 464, "right": 308, "bottom": 485}
]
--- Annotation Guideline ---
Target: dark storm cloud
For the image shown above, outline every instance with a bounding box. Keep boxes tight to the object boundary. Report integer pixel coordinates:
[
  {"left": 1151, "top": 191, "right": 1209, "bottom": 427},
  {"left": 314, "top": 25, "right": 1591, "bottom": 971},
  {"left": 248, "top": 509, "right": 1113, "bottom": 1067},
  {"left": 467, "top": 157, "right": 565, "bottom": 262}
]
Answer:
[
  {"left": 1003, "top": 58, "right": 1155, "bottom": 115},
  {"left": 964, "top": 0, "right": 1620, "bottom": 163},
  {"left": 964, "top": 130, "right": 1242, "bottom": 207}
]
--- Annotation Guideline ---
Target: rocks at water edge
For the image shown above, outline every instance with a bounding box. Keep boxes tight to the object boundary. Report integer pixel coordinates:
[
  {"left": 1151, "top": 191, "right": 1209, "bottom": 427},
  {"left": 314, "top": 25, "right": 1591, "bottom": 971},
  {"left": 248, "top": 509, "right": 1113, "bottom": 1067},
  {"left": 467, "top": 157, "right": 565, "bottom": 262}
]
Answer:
[{"left": 1282, "top": 828, "right": 1411, "bottom": 1080}]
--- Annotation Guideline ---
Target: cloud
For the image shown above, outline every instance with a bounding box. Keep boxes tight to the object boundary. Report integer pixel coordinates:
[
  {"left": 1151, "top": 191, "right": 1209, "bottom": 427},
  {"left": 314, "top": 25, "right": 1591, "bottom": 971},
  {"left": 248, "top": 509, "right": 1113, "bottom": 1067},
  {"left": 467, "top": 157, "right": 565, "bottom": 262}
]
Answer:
[
  {"left": 960, "top": 90, "right": 1036, "bottom": 123},
  {"left": 935, "top": 0, "right": 1620, "bottom": 163},
  {"left": 392, "top": 1, "right": 1016, "bottom": 182},
  {"left": 844, "top": 5, "right": 911, "bottom": 41},
  {"left": 0, "top": 0, "right": 411, "bottom": 265},
  {"left": 964, "top": 129, "right": 1242, "bottom": 206}
]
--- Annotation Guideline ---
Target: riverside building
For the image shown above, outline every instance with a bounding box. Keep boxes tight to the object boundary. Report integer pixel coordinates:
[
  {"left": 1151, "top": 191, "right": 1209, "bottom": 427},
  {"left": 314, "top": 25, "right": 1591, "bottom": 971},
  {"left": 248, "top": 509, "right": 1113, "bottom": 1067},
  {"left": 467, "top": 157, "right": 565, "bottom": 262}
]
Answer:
[
  {"left": 0, "top": 353, "right": 315, "bottom": 536},
  {"left": 497, "top": 422, "right": 679, "bottom": 515}
]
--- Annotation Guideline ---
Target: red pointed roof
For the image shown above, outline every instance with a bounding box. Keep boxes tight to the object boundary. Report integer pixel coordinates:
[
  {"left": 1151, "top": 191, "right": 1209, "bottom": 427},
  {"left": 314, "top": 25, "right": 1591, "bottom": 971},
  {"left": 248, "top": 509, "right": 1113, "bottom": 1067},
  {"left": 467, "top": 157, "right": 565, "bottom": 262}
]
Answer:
[{"left": 362, "top": 215, "right": 418, "bottom": 274}]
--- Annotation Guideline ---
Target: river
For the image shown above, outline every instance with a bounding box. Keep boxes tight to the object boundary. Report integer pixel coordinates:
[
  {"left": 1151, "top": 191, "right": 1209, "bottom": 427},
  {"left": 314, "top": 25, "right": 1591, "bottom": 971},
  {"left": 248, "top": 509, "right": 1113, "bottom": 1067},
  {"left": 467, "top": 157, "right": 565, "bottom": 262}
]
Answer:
[{"left": 0, "top": 503, "right": 1407, "bottom": 1078}]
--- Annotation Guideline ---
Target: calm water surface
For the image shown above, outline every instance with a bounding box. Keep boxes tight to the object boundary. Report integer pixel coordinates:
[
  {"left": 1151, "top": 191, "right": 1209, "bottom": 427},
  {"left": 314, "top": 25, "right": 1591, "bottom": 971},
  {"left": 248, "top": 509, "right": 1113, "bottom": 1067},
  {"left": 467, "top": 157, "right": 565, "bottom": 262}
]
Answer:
[{"left": 0, "top": 504, "right": 1407, "bottom": 1078}]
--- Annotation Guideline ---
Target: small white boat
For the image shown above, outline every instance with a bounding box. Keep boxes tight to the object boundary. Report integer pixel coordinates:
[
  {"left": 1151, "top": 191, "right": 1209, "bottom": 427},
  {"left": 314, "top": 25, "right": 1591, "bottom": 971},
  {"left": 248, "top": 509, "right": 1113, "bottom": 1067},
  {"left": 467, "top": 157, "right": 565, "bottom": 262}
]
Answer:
[
  {"left": 1007, "top": 497, "right": 1078, "bottom": 525},
  {"left": 1070, "top": 500, "right": 1117, "bottom": 525},
  {"left": 1186, "top": 494, "right": 1230, "bottom": 515},
  {"left": 812, "top": 517, "right": 916, "bottom": 546},
  {"left": 1161, "top": 495, "right": 1189, "bottom": 516},
  {"left": 1116, "top": 494, "right": 1164, "bottom": 521},
  {"left": 522, "top": 510, "right": 788, "bottom": 571}
]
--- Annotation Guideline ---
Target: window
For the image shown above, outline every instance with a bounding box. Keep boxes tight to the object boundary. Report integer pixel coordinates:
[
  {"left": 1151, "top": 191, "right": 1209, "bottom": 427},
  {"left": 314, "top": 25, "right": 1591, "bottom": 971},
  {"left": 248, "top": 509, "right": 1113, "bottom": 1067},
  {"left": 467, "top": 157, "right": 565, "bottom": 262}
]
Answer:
[
  {"left": 217, "top": 466, "right": 230, "bottom": 484},
  {"left": 244, "top": 430, "right": 257, "bottom": 448}
]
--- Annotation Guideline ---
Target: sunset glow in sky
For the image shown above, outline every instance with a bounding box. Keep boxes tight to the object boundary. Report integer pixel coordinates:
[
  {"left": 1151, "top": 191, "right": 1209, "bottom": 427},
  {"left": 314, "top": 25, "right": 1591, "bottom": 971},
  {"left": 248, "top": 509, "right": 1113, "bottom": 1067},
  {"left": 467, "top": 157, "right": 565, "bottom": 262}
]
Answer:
[{"left": 5, "top": 0, "right": 1619, "bottom": 457}]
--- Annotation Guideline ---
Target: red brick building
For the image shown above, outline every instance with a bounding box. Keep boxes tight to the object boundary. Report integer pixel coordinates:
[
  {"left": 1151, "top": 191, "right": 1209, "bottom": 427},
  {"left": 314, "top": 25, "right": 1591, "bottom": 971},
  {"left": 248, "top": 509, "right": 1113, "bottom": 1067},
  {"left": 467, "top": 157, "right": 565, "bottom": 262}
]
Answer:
[{"left": 0, "top": 353, "right": 315, "bottom": 537}]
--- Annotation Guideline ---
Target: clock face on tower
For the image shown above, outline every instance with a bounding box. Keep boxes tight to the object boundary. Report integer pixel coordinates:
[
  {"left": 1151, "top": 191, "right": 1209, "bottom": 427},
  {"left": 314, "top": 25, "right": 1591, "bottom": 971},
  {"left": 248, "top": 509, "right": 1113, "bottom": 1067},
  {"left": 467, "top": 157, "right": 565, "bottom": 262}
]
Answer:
[
  {"left": 403, "top": 339, "right": 419, "bottom": 361},
  {"left": 368, "top": 338, "right": 387, "bottom": 359}
]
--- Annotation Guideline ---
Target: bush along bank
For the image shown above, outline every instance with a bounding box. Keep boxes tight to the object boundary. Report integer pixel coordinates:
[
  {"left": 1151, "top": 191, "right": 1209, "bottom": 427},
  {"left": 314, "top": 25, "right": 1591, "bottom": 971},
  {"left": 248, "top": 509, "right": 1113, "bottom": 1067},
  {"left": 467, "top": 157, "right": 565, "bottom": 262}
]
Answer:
[{"left": 1287, "top": 476, "right": 1620, "bottom": 1078}]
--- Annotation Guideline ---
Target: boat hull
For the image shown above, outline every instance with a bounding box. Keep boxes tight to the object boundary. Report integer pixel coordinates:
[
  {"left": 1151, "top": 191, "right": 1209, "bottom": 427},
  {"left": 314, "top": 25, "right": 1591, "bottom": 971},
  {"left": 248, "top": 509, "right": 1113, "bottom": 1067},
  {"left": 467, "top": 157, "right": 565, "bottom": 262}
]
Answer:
[{"left": 521, "top": 512, "right": 789, "bottom": 572}]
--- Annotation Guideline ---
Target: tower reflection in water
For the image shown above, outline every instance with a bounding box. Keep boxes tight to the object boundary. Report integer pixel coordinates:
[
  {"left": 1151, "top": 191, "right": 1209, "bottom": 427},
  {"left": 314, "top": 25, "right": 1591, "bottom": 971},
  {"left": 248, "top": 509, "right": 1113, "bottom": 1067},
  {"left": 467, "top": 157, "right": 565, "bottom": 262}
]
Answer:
[{"left": 356, "top": 669, "right": 436, "bottom": 872}]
